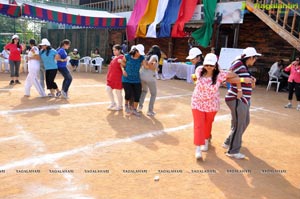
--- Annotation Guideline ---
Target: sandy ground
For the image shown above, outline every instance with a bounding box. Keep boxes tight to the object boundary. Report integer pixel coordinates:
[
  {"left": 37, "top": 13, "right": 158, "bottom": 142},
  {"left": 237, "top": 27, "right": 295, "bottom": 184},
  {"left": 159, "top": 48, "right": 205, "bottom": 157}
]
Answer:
[{"left": 0, "top": 67, "right": 299, "bottom": 199}]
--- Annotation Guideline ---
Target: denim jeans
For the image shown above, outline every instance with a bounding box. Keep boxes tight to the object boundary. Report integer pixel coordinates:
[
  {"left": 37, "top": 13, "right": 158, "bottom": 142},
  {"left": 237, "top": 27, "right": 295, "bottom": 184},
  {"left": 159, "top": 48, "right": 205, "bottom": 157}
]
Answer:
[
  {"left": 58, "top": 67, "right": 73, "bottom": 92},
  {"left": 9, "top": 60, "right": 20, "bottom": 77}
]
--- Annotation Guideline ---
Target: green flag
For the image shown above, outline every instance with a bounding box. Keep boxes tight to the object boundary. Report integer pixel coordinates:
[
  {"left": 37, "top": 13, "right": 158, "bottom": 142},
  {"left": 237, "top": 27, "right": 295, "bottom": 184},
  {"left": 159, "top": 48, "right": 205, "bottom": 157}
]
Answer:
[{"left": 192, "top": 0, "right": 217, "bottom": 47}]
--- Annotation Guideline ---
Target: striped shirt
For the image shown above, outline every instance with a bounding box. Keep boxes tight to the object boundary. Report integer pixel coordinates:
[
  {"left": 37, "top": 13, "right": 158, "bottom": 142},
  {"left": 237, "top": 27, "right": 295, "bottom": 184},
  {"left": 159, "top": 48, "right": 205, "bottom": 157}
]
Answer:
[{"left": 225, "top": 60, "right": 252, "bottom": 105}]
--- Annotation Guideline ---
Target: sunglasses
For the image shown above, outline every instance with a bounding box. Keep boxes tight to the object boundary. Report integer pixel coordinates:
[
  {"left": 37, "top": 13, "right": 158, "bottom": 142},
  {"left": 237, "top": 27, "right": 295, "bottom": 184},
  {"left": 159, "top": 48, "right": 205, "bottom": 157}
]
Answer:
[
  {"left": 204, "top": 65, "right": 215, "bottom": 67},
  {"left": 296, "top": 59, "right": 299, "bottom": 61}
]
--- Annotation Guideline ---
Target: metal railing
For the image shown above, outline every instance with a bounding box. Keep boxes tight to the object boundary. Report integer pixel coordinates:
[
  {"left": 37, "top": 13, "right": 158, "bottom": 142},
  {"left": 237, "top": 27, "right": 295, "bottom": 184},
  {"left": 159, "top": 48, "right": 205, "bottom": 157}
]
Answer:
[{"left": 84, "top": 0, "right": 136, "bottom": 12}]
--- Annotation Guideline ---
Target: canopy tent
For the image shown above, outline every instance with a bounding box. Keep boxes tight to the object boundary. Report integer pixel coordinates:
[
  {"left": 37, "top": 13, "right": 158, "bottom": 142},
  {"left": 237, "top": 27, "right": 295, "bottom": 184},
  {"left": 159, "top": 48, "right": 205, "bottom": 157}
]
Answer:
[
  {"left": 0, "top": 1, "right": 126, "bottom": 29},
  {"left": 22, "top": 3, "right": 126, "bottom": 29},
  {"left": 0, "top": 1, "right": 21, "bottom": 18}
]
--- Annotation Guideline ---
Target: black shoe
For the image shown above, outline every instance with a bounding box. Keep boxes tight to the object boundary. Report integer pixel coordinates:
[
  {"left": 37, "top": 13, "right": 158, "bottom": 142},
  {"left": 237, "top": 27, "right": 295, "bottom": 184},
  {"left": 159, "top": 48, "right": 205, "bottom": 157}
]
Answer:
[
  {"left": 15, "top": 80, "right": 21, "bottom": 84},
  {"left": 9, "top": 80, "right": 14, "bottom": 85}
]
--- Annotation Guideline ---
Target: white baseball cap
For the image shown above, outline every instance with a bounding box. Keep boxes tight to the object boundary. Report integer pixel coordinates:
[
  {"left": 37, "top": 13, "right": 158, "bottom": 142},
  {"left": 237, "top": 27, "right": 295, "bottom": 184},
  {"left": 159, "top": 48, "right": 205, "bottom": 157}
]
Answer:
[
  {"left": 203, "top": 53, "right": 218, "bottom": 66},
  {"left": 73, "top": 48, "right": 78, "bottom": 52},
  {"left": 243, "top": 47, "right": 262, "bottom": 58},
  {"left": 39, "top": 38, "right": 51, "bottom": 46},
  {"left": 135, "top": 44, "right": 145, "bottom": 55},
  {"left": 130, "top": 45, "right": 136, "bottom": 51},
  {"left": 186, "top": 47, "right": 202, "bottom": 59},
  {"left": 12, "top": 35, "right": 19, "bottom": 40}
]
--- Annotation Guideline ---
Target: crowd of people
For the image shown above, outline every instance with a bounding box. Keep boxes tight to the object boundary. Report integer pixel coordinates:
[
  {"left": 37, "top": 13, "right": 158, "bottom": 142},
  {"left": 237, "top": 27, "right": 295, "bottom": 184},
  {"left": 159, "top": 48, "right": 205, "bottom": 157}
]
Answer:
[
  {"left": 1, "top": 34, "right": 300, "bottom": 161},
  {"left": 107, "top": 43, "right": 161, "bottom": 117},
  {"left": 2, "top": 35, "right": 74, "bottom": 99}
]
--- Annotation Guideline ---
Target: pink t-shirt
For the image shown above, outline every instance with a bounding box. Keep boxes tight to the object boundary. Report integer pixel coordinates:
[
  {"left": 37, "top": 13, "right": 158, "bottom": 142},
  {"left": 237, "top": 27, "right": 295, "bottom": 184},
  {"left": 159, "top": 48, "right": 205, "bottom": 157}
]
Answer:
[
  {"left": 285, "top": 63, "right": 300, "bottom": 83},
  {"left": 191, "top": 67, "right": 228, "bottom": 112}
]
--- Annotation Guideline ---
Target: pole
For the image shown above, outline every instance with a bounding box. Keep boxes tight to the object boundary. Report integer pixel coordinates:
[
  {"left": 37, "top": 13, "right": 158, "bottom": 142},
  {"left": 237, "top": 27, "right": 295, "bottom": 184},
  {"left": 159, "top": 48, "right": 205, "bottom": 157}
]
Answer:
[{"left": 14, "top": 18, "right": 16, "bottom": 34}]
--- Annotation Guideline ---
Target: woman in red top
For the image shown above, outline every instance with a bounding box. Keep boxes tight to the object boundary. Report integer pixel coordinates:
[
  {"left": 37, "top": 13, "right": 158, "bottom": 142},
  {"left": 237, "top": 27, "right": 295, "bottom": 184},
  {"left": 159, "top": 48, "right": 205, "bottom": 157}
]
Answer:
[
  {"left": 5, "top": 35, "right": 23, "bottom": 85},
  {"left": 106, "top": 44, "right": 124, "bottom": 111},
  {"left": 284, "top": 57, "right": 300, "bottom": 111}
]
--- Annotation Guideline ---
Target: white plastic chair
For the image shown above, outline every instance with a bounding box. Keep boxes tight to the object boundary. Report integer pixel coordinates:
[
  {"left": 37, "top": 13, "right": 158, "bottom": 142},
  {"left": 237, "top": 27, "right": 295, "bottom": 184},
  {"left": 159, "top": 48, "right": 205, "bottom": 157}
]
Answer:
[
  {"left": 90, "top": 57, "right": 104, "bottom": 73},
  {"left": 66, "top": 56, "right": 71, "bottom": 67},
  {"left": 266, "top": 71, "right": 280, "bottom": 92},
  {"left": 0, "top": 58, "right": 3, "bottom": 72},
  {"left": 79, "top": 56, "right": 91, "bottom": 72}
]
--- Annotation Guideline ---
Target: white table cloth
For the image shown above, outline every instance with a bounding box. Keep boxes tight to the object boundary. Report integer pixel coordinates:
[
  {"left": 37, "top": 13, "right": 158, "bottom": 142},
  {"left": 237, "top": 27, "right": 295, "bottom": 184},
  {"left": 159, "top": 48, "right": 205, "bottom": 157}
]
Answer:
[{"left": 162, "top": 61, "right": 195, "bottom": 83}]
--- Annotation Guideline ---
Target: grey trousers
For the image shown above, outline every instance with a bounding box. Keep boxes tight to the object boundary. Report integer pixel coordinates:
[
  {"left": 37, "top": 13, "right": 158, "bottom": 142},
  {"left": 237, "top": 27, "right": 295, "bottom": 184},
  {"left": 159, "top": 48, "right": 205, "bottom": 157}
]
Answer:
[
  {"left": 39, "top": 67, "right": 45, "bottom": 90},
  {"left": 139, "top": 79, "right": 157, "bottom": 112},
  {"left": 224, "top": 100, "right": 250, "bottom": 154},
  {"left": 9, "top": 60, "right": 20, "bottom": 77}
]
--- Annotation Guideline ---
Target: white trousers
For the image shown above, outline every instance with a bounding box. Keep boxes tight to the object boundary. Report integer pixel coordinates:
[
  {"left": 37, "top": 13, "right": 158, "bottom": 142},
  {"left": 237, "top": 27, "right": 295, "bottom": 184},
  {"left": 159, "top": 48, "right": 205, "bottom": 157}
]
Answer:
[
  {"left": 106, "top": 86, "right": 123, "bottom": 107},
  {"left": 0, "top": 59, "right": 9, "bottom": 72},
  {"left": 24, "top": 63, "right": 46, "bottom": 97}
]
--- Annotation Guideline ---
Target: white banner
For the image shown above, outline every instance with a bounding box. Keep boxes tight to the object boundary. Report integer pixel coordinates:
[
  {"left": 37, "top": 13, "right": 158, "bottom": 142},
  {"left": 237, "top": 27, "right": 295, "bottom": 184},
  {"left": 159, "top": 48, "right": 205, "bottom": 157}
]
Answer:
[{"left": 191, "top": 1, "right": 245, "bottom": 24}]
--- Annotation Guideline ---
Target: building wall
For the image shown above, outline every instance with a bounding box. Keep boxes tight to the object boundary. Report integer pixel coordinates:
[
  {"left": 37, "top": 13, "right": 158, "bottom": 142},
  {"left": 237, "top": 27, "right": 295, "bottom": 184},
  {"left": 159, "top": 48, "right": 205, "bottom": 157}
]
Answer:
[
  {"left": 44, "top": 28, "right": 113, "bottom": 62},
  {"left": 237, "top": 13, "right": 297, "bottom": 83}
]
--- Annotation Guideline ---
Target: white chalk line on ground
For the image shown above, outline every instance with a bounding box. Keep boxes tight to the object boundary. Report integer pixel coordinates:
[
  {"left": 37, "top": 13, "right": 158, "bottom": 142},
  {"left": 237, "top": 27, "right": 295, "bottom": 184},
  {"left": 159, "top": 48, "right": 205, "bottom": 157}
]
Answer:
[
  {"left": 0, "top": 135, "right": 20, "bottom": 143},
  {"left": 1, "top": 114, "right": 94, "bottom": 199},
  {"left": 0, "top": 84, "right": 106, "bottom": 91},
  {"left": 0, "top": 107, "right": 263, "bottom": 171},
  {"left": 0, "top": 93, "right": 192, "bottom": 115},
  {"left": 251, "top": 106, "right": 289, "bottom": 116},
  {"left": 2, "top": 114, "right": 45, "bottom": 153}
]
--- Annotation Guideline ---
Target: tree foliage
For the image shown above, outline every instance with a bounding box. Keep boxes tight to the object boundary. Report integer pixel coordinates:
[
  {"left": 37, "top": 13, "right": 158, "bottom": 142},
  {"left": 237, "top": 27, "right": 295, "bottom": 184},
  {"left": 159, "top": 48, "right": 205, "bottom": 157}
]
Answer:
[{"left": 0, "top": 15, "right": 43, "bottom": 49}]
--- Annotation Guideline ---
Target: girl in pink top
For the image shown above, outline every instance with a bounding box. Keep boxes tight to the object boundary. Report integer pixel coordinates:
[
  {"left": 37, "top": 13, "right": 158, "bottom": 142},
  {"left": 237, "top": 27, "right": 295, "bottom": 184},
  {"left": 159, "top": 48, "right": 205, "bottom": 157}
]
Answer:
[
  {"left": 190, "top": 53, "right": 252, "bottom": 160},
  {"left": 106, "top": 44, "right": 124, "bottom": 111},
  {"left": 284, "top": 57, "right": 300, "bottom": 110}
]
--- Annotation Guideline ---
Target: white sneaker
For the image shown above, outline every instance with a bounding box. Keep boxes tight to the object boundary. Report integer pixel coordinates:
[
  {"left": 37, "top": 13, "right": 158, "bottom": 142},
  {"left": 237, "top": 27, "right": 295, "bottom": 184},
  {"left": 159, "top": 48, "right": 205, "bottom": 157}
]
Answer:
[
  {"left": 226, "top": 152, "right": 246, "bottom": 159},
  {"left": 107, "top": 103, "right": 116, "bottom": 110},
  {"left": 61, "top": 90, "right": 69, "bottom": 99},
  {"left": 132, "top": 109, "right": 141, "bottom": 117},
  {"left": 200, "top": 139, "right": 209, "bottom": 151},
  {"left": 195, "top": 147, "right": 202, "bottom": 160},
  {"left": 125, "top": 105, "right": 131, "bottom": 114},
  {"left": 284, "top": 103, "right": 292, "bottom": 108},
  {"left": 297, "top": 105, "right": 300, "bottom": 111},
  {"left": 222, "top": 143, "right": 229, "bottom": 149},
  {"left": 147, "top": 111, "right": 156, "bottom": 116},
  {"left": 112, "top": 106, "right": 123, "bottom": 111},
  {"left": 137, "top": 105, "right": 143, "bottom": 112}
]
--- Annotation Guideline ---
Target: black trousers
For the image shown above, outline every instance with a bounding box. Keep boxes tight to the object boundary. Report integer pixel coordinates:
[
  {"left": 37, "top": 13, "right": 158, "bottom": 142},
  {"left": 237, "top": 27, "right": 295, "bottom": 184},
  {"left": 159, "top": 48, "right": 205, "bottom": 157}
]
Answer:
[
  {"left": 288, "top": 81, "right": 300, "bottom": 101},
  {"left": 158, "top": 65, "right": 163, "bottom": 74},
  {"left": 46, "top": 69, "right": 58, "bottom": 90},
  {"left": 122, "top": 82, "right": 142, "bottom": 102}
]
